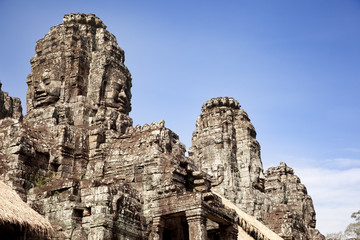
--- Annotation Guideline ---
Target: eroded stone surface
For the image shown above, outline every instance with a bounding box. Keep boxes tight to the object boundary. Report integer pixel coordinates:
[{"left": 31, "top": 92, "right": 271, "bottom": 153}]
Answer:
[
  {"left": 190, "top": 97, "right": 325, "bottom": 240},
  {"left": 190, "top": 97, "right": 267, "bottom": 219},
  {"left": 25, "top": 12, "right": 132, "bottom": 130},
  {"left": 0, "top": 13, "right": 324, "bottom": 240},
  {"left": 0, "top": 82, "right": 22, "bottom": 120},
  {"left": 0, "top": 13, "right": 239, "bottom": 240},
  {"left": 264, "top": 162, "right": 325, "bottom": 240}
]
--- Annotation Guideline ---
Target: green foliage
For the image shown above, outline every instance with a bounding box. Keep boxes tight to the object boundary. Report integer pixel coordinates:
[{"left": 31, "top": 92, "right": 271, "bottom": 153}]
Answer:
[
  {"left": 325, "top": 232, "right": 345, "bottom": 240},
  {"left": 351, "top": 210, "right": 360, "bottom": 222},
  {"left": 35, "top": 169, "right": 54, "bottom": 186},
  {"left": 345, "top": 223, "right": 360, "bottom": 239},
  {"left": 326, "top": 210, "right": 360, "bottom": 240}
]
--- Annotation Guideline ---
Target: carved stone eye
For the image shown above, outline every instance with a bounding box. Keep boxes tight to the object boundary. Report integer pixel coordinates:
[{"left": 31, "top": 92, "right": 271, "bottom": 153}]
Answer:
[
  {"left": 43, "top": 78, "right": 51, "bottom": 86},
  {"left": 113, "top": 82, "right": 121, "bottom": 91}
]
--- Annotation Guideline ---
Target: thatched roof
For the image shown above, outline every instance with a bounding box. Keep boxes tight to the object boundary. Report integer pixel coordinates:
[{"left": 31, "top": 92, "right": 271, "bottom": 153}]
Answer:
[
  {"left": 0, "top": 181, "right": 53, "bottom": 235},
  {"left": 212, "top": 190, "right": 284, "bottom": 240}
]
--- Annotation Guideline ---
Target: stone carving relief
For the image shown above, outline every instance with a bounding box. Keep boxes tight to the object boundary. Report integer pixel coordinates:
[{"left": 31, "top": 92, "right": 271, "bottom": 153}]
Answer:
[{"left": 0, "top": 13, "right": 325, "bottom": 240}]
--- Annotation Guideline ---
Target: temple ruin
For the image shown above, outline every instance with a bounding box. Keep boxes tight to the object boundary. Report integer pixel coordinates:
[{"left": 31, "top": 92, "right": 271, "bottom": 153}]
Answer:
[{"left": 0, "top": 13, "right": 325, "bottom": 240}]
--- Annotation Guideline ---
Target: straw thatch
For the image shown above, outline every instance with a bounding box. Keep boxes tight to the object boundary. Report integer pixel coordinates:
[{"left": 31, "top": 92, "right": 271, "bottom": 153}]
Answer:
[
  {"left": 212, "top": 190, "right": 284, "bottom": 240},
  {"left": 0, "top": 181, "right": 53, "bottom": 236}
]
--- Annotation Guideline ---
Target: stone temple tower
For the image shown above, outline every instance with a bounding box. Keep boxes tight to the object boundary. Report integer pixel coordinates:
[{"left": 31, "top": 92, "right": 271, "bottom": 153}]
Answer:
[
  {"left": 190, "top": 97, "right": 325, "bottom": 239},
  {"left": 0, "top": 13, "right": 325, "bottom": 240},
  {"left": 189, "top": 97, "right": 267, "bottom": 219},
  {"left": 0, "top": 13, "right": 243, "bottom": 240},
  {"left": 26, "top": 13, "right": 132, "bottom": 131}
]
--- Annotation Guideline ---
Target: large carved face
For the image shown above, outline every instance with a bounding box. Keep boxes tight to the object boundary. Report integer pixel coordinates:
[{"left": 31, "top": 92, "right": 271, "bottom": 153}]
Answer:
[
  {"left": 104, "top": 69, "right": 131, "bottom": 113},
  {"left": 305, "top": 198, "right": 316, "bottom": 228},
  {"left": 252, "top": 167, "right": 265, "bottom": 191},
  {"left": 30, "top": 69, "right": 62, "bottom": 108}
]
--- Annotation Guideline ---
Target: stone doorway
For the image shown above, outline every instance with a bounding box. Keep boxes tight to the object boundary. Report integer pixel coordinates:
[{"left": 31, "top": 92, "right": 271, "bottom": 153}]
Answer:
[{"left": 162, "top": 215, "right": 189, "bottom": 240}]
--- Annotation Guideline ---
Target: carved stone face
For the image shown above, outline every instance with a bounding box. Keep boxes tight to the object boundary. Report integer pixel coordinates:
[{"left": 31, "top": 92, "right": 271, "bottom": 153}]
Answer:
[
  {"left": 305, "top": 198, "right": 317, "bottom": 228},
  {"left": 31, "top": 69, "right": 62, "bottom": 107},
  {"left": 252, "top": 167, "right": 265, "bottom": 191},
  {"left": 104, "top": 71, "right": 131, "bottom": 113},
  {"left": 112, "top": 82, "right": 128, "bottom": 108}
]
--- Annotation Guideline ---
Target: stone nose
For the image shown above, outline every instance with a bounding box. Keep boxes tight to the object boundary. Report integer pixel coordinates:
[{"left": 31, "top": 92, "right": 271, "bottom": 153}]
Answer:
[
  {"left": 33, "top": 81, "right": 39, "bottom": 89},
  {"left": 34, "top": 86, "right": 44, "bottom": 92},
  {"left": 34, "top": 81, "right": 45, "bottom": 93},
  {"left": 259, "top": 171, "right": 265, "bottom": 180},
  {"left": 118, "top": 88, "right": 127, "bottom": 99}
]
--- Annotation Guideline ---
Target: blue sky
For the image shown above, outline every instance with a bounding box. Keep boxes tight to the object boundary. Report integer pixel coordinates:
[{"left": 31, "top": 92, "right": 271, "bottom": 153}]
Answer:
[{"left": 1, "top": 0, "right": 359, "bottom": 235}]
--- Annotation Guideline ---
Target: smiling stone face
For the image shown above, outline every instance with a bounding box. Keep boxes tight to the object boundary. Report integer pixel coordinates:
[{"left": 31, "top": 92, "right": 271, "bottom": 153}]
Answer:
[
  {"left": 25, "top": 13, "right": 133, "bottom": 125},
  {"left": 103, "top": 68, "right": 132, "bottom": 114},
  {"left": 32, "top": 69, "right": 62, "bottom": 107},
  {"left": 26, "top": 61, "right": 63, "bottom": 111},
  {"left": 108, "top": 82, "right": 129, "bottom": 110}
]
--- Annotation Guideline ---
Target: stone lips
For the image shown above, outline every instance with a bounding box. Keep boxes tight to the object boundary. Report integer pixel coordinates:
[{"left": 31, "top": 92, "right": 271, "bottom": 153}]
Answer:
[{"left": 0, "top": 13, "right": 325, "bottom": 240}]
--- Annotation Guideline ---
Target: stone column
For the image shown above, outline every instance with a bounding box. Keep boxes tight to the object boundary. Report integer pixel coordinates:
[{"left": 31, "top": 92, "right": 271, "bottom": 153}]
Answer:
[
  {"left": 150, "top": 216, "right": 165, "bottom": 240},
  {"left": 186, "top": 209, "right": 207, "bottom": 240},
  {"left": 219, "top": 225, "right": 238, "bottom": 240}
]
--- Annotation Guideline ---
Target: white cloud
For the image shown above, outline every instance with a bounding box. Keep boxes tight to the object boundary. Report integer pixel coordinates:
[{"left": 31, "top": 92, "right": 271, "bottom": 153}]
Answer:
[{"left": 322, "top": 158, "right": 360, "bottom": 169}]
